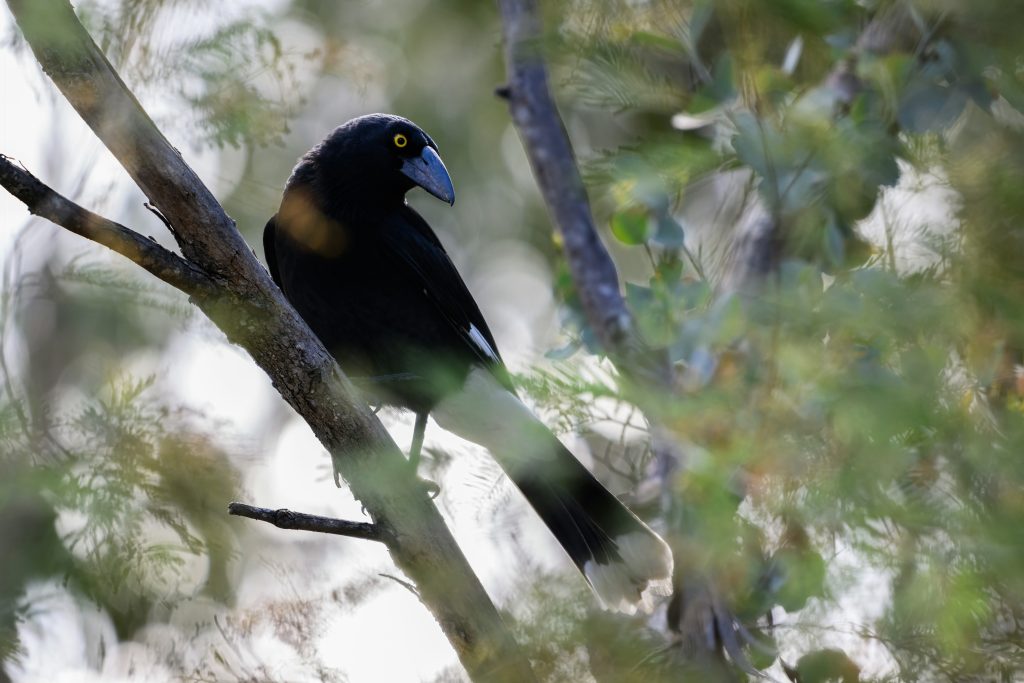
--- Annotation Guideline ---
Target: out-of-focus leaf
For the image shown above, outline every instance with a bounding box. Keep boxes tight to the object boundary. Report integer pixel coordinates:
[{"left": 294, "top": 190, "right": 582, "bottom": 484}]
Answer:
[
  {"left": 687, "top": 0, "right": 715, "bottom": 52},
  {"left": 545, "top": 340, "right": 581, "bottom": 361},
  {"left": 732, "top": 111, "right": 776, "bottom": 179},
  {"left": 652, "top": 213, "right": 686, "bottom": 249},
  {"left": 899, "top": 81, "right": 970, "bottom": 133},
  {"left": 785, "top": 648, "right": 860, "bottom": 683},
  {"left": 625, "top": 281, "right": 654, "bottom": 311},
  {"left": 771, "top": 546, "right": 827, "bottom": 612},
  {"left": 611, "top": 206, "right": 652, "bottom": 245},
  {"left": 823, "top": 215, "right": 846, "bottom": 268},
  {"left": 743, "top": 626, "right": 779, "bottom": 671},
  {"left": 710, "top": 52, "right": 735, "bottom": 101},
  {"left": 657, "top": 257, "right": 685, "bottom": 289}
]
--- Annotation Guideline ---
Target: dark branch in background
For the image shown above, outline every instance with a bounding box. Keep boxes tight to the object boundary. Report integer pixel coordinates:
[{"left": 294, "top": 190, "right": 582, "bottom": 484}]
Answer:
[
  {"left": 497, "top": 0, "right": 637, "bottom": 357},
  {"left": 0, "top": 155, "right": 214, "bottom": 297},
  {"left": 4, "top": 1, "right": 536, "bottom": 680},
  {"left": 228, "top": 502, "right": 383, "bottom": 542},
  {"left": 496, "top": 2, "right": 714, "bottom": 676}
]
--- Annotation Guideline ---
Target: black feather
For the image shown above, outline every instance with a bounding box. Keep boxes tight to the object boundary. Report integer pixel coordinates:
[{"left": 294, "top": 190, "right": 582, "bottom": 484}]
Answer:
[{"left": 263, "top": 114, "right": 671, "bottom": 610}]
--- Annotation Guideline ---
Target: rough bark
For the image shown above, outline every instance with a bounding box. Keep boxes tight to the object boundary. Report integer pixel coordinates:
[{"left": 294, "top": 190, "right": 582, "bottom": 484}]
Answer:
[{"left": 3, "top": 1, "right": 535, "bottom": 680}]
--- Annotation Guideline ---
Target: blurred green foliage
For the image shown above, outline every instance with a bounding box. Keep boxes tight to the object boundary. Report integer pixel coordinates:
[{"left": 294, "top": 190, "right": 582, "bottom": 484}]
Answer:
[
  {"left": 516, "top": 0, "right": 1024, "bottom": 680},
  {"left": 3, "top": 0, "right": 1024, "bottom": 681},
  {"left": 0, "top": 249, "right": 243, "bottom": 662}
]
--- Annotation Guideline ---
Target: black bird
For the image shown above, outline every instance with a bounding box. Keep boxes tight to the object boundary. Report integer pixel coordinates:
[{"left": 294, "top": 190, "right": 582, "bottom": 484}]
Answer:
[{"left": 263, "top": 114, "right": 672, "bottom": 612}]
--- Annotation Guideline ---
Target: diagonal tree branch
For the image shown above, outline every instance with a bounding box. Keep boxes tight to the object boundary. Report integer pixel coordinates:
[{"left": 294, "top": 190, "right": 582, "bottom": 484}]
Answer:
[
  {"left": 228, "top": 502, "right": 383, "bottom": 542},
  {"left": 4, "top": 1, "right": 535, "bottom": 680},
  {"left": 0, "top": 154, "right": 214, "bottom": 297},
  {"left": 8, "top": 0, "right": 251, "bottom": 280}
]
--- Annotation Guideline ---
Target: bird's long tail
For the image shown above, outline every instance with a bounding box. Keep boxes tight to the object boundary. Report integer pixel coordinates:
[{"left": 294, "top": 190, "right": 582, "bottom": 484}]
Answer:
[{"left": 432, "top": 368, "right": 673, "bottom": 613}]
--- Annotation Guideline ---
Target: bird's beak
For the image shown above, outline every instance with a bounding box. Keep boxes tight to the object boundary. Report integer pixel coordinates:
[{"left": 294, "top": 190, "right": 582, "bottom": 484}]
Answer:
[{"left": 400, "top": 146, "right": 455, "bottom": 206}]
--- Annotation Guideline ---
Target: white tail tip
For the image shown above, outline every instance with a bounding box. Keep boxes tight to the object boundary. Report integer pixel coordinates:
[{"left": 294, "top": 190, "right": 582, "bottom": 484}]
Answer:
[{"left": 584, "top": 529, "right": 674, "bottom": 614}]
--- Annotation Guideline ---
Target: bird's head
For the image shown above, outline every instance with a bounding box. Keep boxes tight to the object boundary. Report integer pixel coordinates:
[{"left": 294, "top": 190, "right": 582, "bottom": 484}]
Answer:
[{"left": 309, "top": 113, "right": 455, "bottom": 207}]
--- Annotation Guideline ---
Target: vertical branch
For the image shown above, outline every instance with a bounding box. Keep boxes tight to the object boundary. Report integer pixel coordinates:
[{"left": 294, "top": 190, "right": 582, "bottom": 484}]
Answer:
[
  {"left": 495, "top": 1, "right": 757, "bottom": 675},
  {"left": 498, "top": 0, "right": 636, "bottom": 356}
]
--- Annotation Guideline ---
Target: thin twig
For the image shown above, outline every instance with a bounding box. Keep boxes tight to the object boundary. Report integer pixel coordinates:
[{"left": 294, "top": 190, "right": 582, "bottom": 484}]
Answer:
[
  {"left": 228, "top": 502, "right": 383, "bottom": 542},
  {"left": 143, "top": 201, "right": 177, "bottom": 237},
  {"left": 0, "top": 155, "right": 215, "bottom": 297},
  {"left": 379, "top": 572, "right": 421, "bottom": 597}
]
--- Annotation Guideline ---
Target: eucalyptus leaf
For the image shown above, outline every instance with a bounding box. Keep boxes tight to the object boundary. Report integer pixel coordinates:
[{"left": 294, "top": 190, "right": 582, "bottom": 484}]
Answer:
[{"left": 610, "top": 207, "right": 652, "bottom": 245}]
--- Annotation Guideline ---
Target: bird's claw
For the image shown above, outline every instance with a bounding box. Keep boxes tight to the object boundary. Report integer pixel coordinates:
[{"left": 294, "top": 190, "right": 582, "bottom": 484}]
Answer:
[{"left": 331, "top": 454, "right": 344, "bottom": 488}]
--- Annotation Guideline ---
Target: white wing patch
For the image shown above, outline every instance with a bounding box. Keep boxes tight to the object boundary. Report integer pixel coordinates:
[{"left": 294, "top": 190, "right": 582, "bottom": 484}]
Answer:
[{"left": 467, "top": 323, "right": 499, "bottom": 362}]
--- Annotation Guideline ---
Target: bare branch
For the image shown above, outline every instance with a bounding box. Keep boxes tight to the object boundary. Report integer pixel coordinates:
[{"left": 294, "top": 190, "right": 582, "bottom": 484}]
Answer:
[
  {"left": 7, "top": 0, "right": 253, "bottom": 281},
  {"left": 498, "top": 0, "right": 635, "bottom": 356},
  {"left": 0, "top": 154, "right": 214, "bottom": 297},
  {"left": 494, "top": 2, "right": 776, "bottom": 676},
  {"left": 228, "top": 502, "right": 383, "bottom": 542},
  {"left": 380, "top": 573, "right": 421, "bottom": 597}
]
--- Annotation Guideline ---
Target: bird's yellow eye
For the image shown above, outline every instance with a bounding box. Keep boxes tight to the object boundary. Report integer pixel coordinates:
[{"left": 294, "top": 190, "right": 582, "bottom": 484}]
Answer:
[{"left": 393, "top": 133, "right": 408, "bottom": 148}]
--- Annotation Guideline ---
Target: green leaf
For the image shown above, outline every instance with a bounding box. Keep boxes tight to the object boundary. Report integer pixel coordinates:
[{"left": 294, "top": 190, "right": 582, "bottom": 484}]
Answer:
[
  {"left": 655, "top": 253, "right": 684, "bottom": 284},
  {"left": 624, "top": 281, "right": 654, "bottom": 310},
  {"left": 823, "top": 215, "right": 846, "bottom": 268},
  {"left": 732, "top": 111, "right": 786, "bottom": 185},
  {"left": 790, "top": 649, "right": 861, "bottom": 683},
  {"left": 610, "top": 207, "right": 651, "bottom": 245},
  {"left": 708, "top": 52, "right": 736, "bottom": 103}
]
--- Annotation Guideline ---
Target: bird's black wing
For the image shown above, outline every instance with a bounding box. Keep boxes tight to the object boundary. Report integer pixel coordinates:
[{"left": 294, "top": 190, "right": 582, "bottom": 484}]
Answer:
[
  {"left": 379, "top": 206, "right": 513, "bottom": 391},
  {"left": 262, "top": 215, "right": 282, "bottom": 287}
]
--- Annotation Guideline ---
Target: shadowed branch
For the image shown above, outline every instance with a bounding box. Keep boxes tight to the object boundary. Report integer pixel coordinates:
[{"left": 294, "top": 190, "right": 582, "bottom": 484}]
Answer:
[
  {"left": 228, "top": 502, "right": 383, "bottom": 542},
  {"left": 0, "top": 154, "right": 215, "bottom": 297}
]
